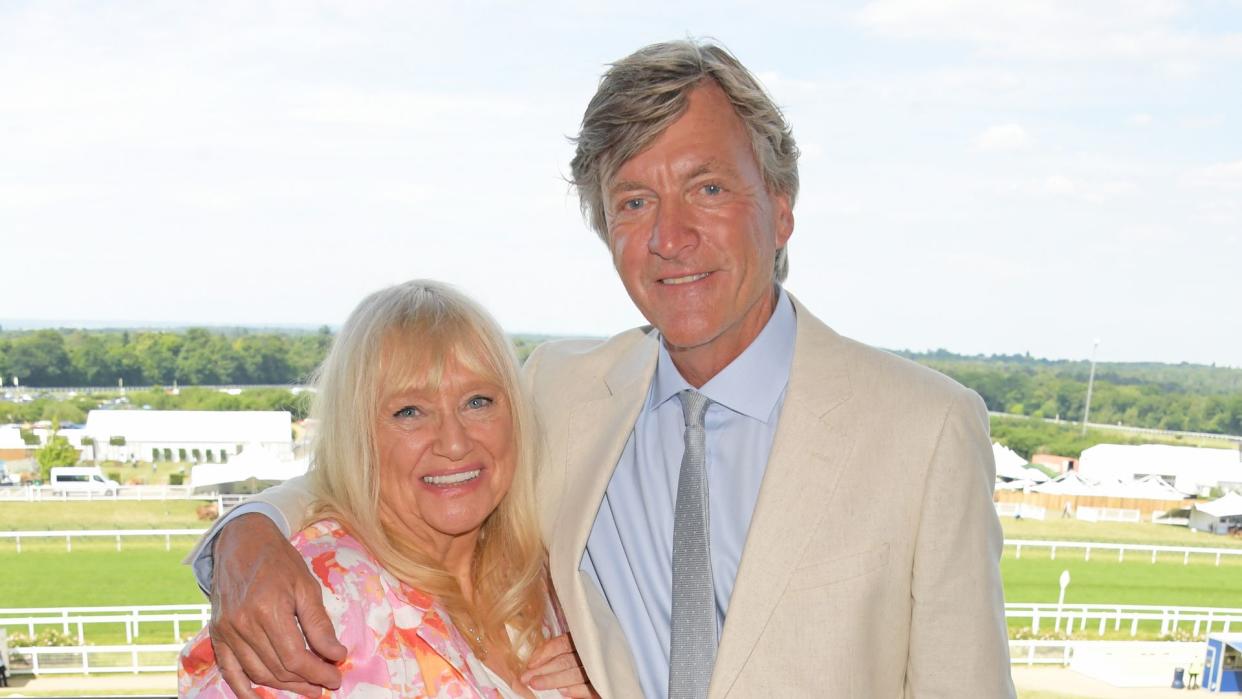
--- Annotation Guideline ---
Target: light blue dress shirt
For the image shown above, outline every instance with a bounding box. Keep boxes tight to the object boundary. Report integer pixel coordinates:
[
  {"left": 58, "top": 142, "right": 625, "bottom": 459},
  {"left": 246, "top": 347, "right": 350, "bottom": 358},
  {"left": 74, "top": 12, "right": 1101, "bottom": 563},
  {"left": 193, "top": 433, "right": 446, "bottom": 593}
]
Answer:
[{"left": 580, "top": 289, "right": 796, "bottom": 699}]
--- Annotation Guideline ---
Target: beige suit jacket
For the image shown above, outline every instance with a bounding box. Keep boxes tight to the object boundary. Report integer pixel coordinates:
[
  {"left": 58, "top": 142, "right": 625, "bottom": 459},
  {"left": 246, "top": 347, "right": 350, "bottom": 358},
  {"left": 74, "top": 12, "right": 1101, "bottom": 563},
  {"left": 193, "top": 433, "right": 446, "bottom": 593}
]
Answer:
[
  {"left": 521, "top": 297, "right": 1013, "bottom": 698},
  {"left": 192, "top": 296, "right": 1014, "bottom": 698}
]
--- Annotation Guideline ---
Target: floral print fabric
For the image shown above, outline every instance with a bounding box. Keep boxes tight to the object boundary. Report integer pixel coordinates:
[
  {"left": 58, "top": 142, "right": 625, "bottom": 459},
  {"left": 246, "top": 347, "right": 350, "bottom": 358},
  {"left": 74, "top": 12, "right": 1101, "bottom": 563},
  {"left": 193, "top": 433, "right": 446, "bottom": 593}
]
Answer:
[{"left": 179, "top": 519, "right": 507, "bottom": 698}]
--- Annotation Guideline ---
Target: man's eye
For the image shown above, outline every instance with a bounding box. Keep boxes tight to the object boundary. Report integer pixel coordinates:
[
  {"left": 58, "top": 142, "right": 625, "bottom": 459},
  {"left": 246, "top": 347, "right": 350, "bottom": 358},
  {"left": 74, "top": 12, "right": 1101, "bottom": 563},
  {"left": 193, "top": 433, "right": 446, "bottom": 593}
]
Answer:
[
  {"left": 393, "top": 406, "right": 420, "bottom": 418},
  {"left": 466, "top": 395, "right": 494, "bottom": 410},
  {"left": 703, "top": 183, "right": 722, "bottom": 195},
  {"left": 622, "top": 198, "right": 644, "bottom": 210}
]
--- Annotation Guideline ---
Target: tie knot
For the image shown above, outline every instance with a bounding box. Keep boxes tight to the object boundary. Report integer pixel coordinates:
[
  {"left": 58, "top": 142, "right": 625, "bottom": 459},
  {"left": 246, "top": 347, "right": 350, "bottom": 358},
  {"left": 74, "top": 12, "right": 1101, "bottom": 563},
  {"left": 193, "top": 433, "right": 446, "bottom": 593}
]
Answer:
[{"left": 676, "top": 389, "right": 711, "bottom": 428}]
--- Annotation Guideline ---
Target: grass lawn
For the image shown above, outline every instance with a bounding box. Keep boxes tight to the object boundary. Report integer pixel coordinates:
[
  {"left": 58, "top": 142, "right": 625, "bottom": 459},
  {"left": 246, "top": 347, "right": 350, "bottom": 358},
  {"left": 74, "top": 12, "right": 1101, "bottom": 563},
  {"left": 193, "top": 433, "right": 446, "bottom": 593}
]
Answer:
[
  {"left": 1001, "top": 517, "right": 1242, "bottom": 550},
  {"left": 0, "top": 540, "right": 202, "bottom": 608},
  {"left": 1002, "top": 550, "right": 1242, "bottom": 608},
  {"left": 0, "top": 501, "right": 210, "bottom": 530},
  {"left": 1, "top": 540, "right": 204, "bottom": 645},
  {"left": 86, "top": 460, "right": 191, "bottom": 486},
  {"left": 5, "top": 504, "right": 1242, "bottom": 647}
]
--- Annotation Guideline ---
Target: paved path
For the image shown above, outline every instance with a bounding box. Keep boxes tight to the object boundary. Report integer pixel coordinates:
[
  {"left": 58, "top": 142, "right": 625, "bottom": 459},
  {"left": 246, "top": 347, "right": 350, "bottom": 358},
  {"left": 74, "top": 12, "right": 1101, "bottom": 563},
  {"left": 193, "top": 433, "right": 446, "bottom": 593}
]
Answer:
[
  {"left": 0, "top": 668, "right": 1212, "bottom": 698},
  {"left": 0, "top": 673, "right": 176, "bottom": 696},
  {"left": 1013, "top": 666, "right": 1203, "bottom": 698}
]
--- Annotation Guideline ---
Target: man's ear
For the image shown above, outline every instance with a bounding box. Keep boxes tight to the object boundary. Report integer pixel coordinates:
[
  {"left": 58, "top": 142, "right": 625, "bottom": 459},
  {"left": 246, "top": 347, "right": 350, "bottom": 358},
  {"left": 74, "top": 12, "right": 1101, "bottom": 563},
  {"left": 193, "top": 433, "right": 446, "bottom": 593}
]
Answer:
[{"left": 772, "top": 191, "right": 794, "bottom": 247}]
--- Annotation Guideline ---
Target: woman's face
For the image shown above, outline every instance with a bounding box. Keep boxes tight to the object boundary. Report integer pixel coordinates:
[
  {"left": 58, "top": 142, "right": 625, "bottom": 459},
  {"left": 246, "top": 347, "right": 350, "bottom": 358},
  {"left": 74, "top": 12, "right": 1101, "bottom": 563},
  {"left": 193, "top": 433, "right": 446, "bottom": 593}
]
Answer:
[{"left": 373, "top": 355, "right": 516, "bottom": 554}]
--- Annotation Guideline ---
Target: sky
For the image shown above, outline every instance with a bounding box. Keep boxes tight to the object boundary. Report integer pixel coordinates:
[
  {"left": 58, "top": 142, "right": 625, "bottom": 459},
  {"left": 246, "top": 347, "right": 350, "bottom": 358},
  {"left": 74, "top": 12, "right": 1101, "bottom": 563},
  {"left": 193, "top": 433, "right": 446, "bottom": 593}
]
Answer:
[{"left": 2, "top": 1, "right": 1240, "bottom": 366}]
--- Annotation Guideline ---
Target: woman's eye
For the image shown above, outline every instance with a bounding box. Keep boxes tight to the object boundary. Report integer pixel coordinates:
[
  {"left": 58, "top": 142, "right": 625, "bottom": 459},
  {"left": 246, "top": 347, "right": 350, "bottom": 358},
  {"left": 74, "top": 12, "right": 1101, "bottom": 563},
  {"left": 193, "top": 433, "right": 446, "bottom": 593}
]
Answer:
[
  {"left": 393, "top": 406, "right": 420, "bottom": 418},
  {"left": 466, "top": 395, "right": 493, "bottom": 410}
]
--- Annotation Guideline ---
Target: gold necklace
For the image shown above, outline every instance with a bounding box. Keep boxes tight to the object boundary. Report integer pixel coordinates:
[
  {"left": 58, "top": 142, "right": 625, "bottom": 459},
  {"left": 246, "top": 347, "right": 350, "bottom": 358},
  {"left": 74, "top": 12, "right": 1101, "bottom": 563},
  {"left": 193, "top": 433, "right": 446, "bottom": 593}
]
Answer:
[{"left": 463, "top": 621, "right": 488, "bottom": 659}]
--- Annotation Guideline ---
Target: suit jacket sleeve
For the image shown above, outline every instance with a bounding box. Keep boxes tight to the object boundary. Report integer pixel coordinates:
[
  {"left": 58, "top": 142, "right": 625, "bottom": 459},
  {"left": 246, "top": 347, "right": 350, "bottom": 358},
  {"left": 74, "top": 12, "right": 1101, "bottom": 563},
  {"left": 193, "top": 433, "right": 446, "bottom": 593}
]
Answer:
[
  {"left": 905, "top": 390, "right": 1015, "bottom": 698},
  {"left": 183, "top": 475, "right": 317, "bottom": 591}
]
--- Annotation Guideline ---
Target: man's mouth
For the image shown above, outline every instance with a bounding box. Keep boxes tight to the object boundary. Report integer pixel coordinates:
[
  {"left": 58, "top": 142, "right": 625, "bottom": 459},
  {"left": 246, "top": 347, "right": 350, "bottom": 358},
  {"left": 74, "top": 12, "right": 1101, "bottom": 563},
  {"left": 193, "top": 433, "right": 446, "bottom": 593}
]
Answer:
[
  {"left": 660, "top": 272, "right": 710, "bottom": 286},
  {"left": 422, "top": 469, "right": 482, "bottom": 486}
]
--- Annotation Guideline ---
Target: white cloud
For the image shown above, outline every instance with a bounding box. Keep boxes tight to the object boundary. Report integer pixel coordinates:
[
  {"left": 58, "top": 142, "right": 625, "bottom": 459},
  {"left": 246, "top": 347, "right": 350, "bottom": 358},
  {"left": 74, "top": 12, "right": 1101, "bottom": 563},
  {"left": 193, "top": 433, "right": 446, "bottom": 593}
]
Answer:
[
  {"left": 1129, "top": 113, "right": 1154, "bottom": 126},
  {"left": 855, "top": 0, "right": 1242, "bottom": 69},
  {"left": 974, "top": 124, "right": 1034, "bottom": 152},
  {"left": 1183, "top": 160, "right": 1242, "bottom": 191},
  {"left": 0, "top": 184, "right": 73, "bottom": 210},
  {"left": 1043, "top": 174, "right": 1135, "bottom": 202}
]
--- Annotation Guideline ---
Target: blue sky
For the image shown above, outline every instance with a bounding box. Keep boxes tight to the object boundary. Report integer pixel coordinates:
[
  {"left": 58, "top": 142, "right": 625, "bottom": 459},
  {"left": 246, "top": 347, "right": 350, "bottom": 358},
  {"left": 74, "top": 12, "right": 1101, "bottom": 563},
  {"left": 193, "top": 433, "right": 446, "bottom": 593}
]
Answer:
[{"left": 2, "top": 1, "right": 1240, "bottom": 366}]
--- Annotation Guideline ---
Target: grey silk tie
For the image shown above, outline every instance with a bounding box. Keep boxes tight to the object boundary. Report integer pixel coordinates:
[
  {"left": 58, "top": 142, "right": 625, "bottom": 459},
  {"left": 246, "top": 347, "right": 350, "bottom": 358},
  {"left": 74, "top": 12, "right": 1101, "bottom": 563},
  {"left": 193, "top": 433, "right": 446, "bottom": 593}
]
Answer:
[{"left": 668, "top": 389, "right": 715, "bottom": 699}]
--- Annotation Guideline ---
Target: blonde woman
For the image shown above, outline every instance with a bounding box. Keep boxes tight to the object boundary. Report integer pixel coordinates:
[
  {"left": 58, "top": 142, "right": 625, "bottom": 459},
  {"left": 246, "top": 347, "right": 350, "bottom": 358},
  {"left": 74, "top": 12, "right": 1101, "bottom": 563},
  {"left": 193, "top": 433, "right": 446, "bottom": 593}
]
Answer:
[{"left": 180, "top": 280, "right": 590, "bottom": 698}]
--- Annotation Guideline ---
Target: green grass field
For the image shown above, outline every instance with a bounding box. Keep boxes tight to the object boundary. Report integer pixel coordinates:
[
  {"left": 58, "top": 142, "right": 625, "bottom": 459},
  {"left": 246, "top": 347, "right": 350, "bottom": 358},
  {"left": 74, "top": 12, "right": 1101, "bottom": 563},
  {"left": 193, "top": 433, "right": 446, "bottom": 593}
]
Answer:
[
  {"left": 5, "top": 501, "right": 1242, "bottom": 648},
  {"left": 0, "top": 501, "right": 208, "bottom": 530},
  {"left": 1001, "top": 517, "right": 1242, "bottom": 549}
]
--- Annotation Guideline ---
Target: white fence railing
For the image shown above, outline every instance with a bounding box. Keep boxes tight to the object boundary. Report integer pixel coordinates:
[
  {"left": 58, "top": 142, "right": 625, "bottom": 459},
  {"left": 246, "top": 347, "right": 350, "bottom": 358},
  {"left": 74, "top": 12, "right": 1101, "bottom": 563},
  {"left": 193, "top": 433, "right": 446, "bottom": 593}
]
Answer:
[
  {"left": 1005, "top": 603, "right": 1242, "bottom": 637},
  {"left": 0, "top": 485, "right": 252, "bottom": 505},
  {"left": 4, "top": 643, "right": 183, "bottom": 676},
  {"left": 0, "top": 604, "right": 209, "bottom": 644},
  {"left": 3, "top": 599, "right": 1230, "bottom": 676},
  {"left": 1075, "top": 506, "right": 1142, "bottom": 523},
  {"left": 0, "top": 529, "right": 207, "bottom": 552},
  {"left": 8, "top": 640, "right": 1075, "bottom": 676},
  {"left": 1009, "top": 639, "right": 1075, "bottom": 666},
  {"left": 995, "top": 503, "right": 1047, "bottom": 520},
  {"left": 1005, "top": 539, "right": 1242, "bottom": 566}
]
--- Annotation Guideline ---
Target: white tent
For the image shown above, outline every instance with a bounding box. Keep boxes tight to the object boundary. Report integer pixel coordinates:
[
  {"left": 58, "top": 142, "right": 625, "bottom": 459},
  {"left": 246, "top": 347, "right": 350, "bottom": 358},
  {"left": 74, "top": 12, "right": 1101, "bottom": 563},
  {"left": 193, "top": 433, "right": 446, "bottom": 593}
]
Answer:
[
  {"left": 190, "top": 443, "right": 308, "bottom": 490},
  {"left": 85, "top": 410, "right": 293, "bottom": 463},
  {"left": 1031, "top": 472, "right": 1097, "bottom": 496},
  {"left": 1031, "top": 472, "right": 1188, "bottom": 500},
  {"left": 992, "top": 443, "right": 1049, "bottom": 483},
  {"left": 1189, "top": 492, "right": 1242, "bottom": 534},
  {"left": 1078, "top": 443, "right": 1242, "bottom": 496}
]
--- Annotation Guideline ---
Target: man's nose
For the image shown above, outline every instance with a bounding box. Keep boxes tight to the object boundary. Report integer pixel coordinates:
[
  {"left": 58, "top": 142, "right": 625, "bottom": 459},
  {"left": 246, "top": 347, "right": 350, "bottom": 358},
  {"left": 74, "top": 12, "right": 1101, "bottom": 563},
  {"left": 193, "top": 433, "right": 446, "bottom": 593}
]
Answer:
[
  {"left": 433, "top": 413, "right": 470, "bottom": 460},
  {"left": 648, "top": 199, "right": 697, "bottom": 259}
]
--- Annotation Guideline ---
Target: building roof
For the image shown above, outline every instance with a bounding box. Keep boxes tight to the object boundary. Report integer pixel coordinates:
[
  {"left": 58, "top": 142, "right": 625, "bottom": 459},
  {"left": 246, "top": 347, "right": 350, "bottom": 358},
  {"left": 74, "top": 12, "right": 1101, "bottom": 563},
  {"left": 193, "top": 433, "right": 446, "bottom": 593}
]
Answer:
[
  {"left": 0, "top": 425, "right": 28, "bottom": 450},
  {"left": 1080, "top": 443, "right": 1241, "bottom": 473},
  {"left": 84, "top": 410, "right": 292, "bottom": 445}
]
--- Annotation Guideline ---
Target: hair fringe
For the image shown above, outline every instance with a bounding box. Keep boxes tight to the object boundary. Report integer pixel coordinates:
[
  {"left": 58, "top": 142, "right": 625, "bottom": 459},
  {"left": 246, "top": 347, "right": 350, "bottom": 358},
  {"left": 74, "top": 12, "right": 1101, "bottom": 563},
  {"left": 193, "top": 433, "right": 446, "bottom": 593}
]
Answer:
[{"left": 305, "top": 280, "right": 548, "bottom": 675}]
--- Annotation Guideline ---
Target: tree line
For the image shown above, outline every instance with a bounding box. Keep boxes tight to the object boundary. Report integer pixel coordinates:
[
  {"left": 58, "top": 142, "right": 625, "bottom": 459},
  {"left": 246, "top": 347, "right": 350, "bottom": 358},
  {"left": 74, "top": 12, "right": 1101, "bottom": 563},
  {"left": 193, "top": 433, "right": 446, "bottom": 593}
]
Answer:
[
  {"left": 3, "top": 328, "right": 1238, "bottom": 437},
  {"left": 0, "top": 328, "right": 548, "bottom": 389},
  {"left": 899, "top": 350, "right": 1242, "bottom": 436},
  {"left": 0, "top": 328, "right": 333, "bottom": 387}
]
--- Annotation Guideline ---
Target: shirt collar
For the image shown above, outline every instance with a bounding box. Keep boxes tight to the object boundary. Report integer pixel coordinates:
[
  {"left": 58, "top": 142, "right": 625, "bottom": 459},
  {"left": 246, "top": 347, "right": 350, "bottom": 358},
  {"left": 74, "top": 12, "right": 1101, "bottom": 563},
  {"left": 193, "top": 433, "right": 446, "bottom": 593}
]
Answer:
[{"left": 648, "top": 287, "right": 796, "bottom": 423}]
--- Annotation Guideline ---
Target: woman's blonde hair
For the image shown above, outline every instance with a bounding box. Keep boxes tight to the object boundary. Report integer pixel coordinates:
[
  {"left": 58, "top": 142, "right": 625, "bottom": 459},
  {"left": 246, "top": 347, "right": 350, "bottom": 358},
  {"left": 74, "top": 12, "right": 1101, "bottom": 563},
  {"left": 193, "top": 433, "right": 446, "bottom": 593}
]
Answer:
[{"left": 305, "top": 279, "right": 546, "bottom": 670}]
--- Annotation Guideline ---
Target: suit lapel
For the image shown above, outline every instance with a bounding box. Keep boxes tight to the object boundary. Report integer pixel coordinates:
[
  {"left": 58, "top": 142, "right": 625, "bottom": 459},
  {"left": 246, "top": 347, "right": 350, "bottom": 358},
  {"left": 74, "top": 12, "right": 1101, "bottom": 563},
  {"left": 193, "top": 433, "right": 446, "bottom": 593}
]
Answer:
[
  {"left": 710, "top": 300, "right": 856, "bottom": 698},
  {"left": 547, "top": 331, "right": 659, "bottom": 694}
]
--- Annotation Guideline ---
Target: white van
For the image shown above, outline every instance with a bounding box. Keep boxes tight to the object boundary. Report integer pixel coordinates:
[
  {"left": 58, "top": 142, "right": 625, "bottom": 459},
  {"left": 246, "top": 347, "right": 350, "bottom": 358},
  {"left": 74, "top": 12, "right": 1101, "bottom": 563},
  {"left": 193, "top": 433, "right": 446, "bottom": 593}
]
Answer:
[{"left": 49, "top": 466, "right": 120, "bottom": 496}]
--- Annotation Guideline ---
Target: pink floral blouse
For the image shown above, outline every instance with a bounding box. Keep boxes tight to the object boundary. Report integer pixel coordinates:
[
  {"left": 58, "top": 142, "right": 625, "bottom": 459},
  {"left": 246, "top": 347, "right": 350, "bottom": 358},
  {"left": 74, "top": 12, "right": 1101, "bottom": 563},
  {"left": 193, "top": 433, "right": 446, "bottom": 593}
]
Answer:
[{"left": 180, "top": 519, "right": 545, "bottom": 698}]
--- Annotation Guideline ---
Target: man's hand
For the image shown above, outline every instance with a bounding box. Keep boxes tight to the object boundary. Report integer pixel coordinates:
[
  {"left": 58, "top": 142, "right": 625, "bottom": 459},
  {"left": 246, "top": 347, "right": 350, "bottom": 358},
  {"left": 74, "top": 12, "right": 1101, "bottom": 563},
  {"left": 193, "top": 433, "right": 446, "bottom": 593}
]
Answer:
[
  {"left": 521, "top": 634, "right": 598, "bottom": 698},
  {"left": 209, "top": 513, "right": 347, "bottom": 698}
]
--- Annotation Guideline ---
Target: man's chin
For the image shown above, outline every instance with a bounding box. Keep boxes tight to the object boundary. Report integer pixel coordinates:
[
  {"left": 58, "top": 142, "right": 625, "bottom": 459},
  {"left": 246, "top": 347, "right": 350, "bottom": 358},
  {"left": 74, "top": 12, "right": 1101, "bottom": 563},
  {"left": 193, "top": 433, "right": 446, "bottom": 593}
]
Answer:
[{"left": 657, "top": 324, "right": 720, "bottom": 354}]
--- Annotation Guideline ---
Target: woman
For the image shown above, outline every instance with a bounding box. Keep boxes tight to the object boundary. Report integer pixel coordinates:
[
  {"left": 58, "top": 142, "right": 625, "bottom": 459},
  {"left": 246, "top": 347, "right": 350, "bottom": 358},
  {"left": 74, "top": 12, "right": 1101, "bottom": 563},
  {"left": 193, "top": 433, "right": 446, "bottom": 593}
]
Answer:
[{"left": 180, "top": 280, "right": 589, "bottom": 698}]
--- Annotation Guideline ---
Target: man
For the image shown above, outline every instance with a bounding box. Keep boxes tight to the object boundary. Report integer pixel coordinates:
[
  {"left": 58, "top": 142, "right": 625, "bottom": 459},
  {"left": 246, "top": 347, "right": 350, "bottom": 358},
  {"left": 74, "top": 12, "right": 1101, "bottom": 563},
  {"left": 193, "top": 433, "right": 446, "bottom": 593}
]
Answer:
[{"left": 192, "top": 39, "right": 1015, "bottom": 698}]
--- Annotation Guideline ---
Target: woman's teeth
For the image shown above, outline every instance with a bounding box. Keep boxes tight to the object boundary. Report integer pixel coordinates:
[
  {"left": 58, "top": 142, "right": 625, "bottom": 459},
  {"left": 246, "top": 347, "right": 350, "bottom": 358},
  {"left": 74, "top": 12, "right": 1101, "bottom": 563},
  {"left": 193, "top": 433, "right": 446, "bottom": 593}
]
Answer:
[{"left": 422, "top": 469, "right": 481, "bottom": 486}]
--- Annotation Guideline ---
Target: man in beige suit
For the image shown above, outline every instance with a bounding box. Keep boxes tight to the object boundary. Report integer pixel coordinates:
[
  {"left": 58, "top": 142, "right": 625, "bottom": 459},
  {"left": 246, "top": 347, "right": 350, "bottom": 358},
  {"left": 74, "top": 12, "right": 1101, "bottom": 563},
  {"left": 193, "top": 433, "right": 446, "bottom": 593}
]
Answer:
[{"left": 195, "top": 40, "right": 1014, "bottom": 698}]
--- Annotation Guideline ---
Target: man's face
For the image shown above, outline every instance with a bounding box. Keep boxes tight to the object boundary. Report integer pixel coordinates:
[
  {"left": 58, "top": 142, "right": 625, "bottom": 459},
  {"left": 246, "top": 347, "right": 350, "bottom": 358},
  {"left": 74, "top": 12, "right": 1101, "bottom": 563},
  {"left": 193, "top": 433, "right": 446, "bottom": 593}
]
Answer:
[{"left": 604, "top": 81, "right": 793, "bottom": 370}]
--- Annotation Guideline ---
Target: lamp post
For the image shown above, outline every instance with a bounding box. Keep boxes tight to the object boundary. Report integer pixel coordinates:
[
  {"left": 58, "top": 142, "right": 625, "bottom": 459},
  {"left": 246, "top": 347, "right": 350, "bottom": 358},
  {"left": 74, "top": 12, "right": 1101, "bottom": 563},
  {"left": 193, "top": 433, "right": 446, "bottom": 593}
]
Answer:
[
  {"left": 1055, "top": 569, "right": 1071, "bottom": 632},
  {"left": 1081, "top": 339, "right": 1100, "bottom": 436}
]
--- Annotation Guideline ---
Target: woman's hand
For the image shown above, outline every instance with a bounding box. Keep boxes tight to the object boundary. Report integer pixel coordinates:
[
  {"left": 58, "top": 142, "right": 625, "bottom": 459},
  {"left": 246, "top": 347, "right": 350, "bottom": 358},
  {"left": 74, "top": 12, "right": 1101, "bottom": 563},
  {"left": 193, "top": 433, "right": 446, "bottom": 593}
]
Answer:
[{"left": 521, "top": 634, "right": 599, "bottom": 698}]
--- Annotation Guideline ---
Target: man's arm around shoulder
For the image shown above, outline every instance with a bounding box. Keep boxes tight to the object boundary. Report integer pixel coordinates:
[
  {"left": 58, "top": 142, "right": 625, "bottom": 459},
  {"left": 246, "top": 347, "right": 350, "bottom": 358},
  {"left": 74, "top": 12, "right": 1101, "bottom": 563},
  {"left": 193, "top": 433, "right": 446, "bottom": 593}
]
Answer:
[{"left": 185, "top": 475, "right": 345, "bottom": 698}]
